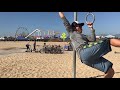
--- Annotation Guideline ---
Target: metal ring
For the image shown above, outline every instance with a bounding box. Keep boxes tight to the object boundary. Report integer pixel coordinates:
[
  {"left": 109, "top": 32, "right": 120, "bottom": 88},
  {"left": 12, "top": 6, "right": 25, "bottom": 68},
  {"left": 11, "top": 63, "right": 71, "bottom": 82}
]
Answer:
[{"left": 85, "top": 12, "right": 95, "bottom": 24}]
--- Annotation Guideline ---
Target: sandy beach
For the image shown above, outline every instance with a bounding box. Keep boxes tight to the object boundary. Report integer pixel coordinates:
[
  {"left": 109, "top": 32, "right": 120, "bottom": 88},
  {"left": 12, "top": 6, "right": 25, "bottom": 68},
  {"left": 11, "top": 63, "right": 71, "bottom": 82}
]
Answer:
[{"left": 0, "top": 41, "right": 120, "bottom": 78}]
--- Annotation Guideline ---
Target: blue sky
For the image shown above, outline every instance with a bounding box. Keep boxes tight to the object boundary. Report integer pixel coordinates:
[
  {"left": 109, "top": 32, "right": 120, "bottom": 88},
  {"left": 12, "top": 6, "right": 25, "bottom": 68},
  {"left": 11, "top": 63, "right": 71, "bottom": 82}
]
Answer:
[{"left": 0, "top": 12, "right": 120, "bottom": 37}]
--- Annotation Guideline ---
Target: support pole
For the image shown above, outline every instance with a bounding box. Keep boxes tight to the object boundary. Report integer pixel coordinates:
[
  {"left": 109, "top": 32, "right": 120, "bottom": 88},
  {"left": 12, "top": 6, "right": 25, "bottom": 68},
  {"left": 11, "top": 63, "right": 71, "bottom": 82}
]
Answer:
[{"left": 73, "top": 12, "right": 77, "bottom": 78}]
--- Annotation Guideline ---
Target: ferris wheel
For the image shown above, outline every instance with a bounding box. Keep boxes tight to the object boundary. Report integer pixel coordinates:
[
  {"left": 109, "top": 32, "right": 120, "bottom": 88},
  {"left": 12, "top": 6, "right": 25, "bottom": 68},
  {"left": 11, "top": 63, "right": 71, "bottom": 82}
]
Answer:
[{"left": 15, "top": 27, "right": 29, "bottom": 39}]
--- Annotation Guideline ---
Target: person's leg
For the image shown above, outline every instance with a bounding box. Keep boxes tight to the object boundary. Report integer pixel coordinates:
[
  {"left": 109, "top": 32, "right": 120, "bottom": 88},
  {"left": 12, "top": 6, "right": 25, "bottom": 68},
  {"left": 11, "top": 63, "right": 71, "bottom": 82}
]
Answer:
[
  {"left": 80, "top": 56, "right": 114, "bottom": 78},
  {"left": 110, "top": 39, "right": 120, "bottom": 47},
  {"left": 79, "top": 40, "right": 112, "bottom": 62},
  {"left": 93, "top": 57, "right": 114, "bottom": 78},
  {"left": 27, "top": 46, "right": 29, "bottom": 50},
  {"left": 104, "top": 67, "right": 115, "bottom": 78}
]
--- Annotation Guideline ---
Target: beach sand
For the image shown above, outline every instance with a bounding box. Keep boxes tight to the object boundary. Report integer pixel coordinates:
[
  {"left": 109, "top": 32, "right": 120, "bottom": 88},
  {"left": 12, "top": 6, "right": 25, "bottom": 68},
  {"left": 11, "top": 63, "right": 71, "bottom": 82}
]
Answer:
[{"left": 0, "top": 41, "right": 120, "bottom": 78}]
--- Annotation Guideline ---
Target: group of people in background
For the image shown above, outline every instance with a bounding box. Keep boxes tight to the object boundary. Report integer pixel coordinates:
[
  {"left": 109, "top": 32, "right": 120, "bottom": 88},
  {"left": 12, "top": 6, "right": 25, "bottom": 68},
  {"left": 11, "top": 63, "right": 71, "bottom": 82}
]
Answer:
[{"left": 25, "top": 41, "right": 71, "bottom": 54}]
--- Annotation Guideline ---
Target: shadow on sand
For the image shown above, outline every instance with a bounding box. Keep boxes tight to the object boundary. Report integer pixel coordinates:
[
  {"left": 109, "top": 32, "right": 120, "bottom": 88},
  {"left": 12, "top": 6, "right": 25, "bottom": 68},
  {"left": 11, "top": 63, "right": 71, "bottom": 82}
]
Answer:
[
  {"left": 0, "top": 48, "right": 26, "bottom": 55},
  {"left": 114, "top": 51, "right": 120, "bottom": 54},
  {"left": 89, "top": 72, "right": 120, "bottom": 78}
]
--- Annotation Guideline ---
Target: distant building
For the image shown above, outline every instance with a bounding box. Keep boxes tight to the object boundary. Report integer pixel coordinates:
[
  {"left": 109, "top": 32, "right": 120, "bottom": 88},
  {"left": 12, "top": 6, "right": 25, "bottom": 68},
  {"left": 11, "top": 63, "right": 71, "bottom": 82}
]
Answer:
[
  {"left": 0, "top": 37, "right": 5, "bottom": 40},
  {"left": 16, "top": 36, "right": 28, "bottom": 41},
  {"left": 114, "top": 34, "right": 120, "bottom": 39},
  {"left": 96, "top": 36, "right": 101, "bottom": 39},
  {"left": 105, "top": 35, "right": 115, "bottom": 38}
]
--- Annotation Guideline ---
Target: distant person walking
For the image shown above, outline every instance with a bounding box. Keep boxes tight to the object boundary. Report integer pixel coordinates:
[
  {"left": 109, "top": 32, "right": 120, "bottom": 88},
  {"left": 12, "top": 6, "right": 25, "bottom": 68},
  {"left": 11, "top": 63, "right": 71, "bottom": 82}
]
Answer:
[{"left": 33, "top": 40, "right": 36, "bottom": 51}]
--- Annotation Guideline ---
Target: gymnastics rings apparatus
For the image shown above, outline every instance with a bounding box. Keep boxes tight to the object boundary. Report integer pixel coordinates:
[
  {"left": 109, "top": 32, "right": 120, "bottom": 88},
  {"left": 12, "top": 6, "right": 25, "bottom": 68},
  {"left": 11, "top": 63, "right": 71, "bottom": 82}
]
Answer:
[{"left": 85, "top": 12, "right": 95, "bottom": 24}]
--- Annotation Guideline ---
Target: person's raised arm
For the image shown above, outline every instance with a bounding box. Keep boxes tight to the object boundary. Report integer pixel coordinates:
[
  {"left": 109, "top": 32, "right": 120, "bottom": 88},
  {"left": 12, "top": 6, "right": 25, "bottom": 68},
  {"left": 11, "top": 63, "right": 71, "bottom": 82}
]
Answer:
[
  {"left": 86, "top": 22, "right": 96, "bottom": 42},
  {"left": 59, "top": 12, "right": 65, "bottom": 18},
  {"left": 58, "top": 12, "right": 72, "bottom": 33}
]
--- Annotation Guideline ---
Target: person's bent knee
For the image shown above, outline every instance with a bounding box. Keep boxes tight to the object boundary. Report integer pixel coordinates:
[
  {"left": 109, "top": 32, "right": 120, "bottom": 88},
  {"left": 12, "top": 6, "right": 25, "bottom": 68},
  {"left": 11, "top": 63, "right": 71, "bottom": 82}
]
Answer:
[{"left": 110, "top": 39, "right": 120, "bottom": 47}]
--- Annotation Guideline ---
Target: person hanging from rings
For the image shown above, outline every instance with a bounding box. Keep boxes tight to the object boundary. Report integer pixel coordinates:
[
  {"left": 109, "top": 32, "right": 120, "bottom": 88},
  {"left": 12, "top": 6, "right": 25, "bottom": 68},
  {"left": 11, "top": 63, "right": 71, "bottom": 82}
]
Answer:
[{"left": 59, "top": 12, "right": 120, "bottom": 78}]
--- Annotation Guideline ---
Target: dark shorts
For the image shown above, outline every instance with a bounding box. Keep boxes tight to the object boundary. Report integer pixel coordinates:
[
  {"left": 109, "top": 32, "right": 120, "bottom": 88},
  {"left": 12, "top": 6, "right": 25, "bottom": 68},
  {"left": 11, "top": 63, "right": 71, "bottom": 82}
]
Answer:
[{"left": 77, "top": 39, "right": 113, "bottom": 73}]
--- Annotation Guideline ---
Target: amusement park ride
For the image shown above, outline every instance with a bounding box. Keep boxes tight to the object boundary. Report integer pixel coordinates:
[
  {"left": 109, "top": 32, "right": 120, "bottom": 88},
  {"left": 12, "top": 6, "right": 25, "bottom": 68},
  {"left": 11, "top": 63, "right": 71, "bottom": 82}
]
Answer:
[
  {"left": 25, "top": 29, "right": 60, "bottom": 39},
  {"left": 15, "top": 27, "right": 61, "bottom": 40}
]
